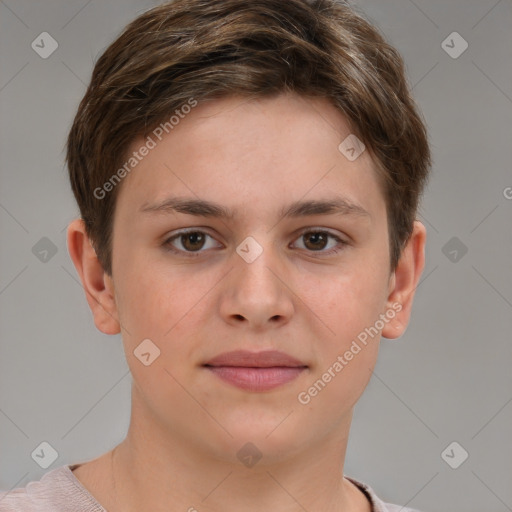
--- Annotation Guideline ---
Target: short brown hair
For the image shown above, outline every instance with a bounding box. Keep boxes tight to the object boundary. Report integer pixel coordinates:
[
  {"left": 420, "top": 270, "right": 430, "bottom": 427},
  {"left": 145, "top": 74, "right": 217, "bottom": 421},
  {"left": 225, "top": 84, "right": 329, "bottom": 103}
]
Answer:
[{"left": 66, "top": 0, "right": 431, "bottom": 276}]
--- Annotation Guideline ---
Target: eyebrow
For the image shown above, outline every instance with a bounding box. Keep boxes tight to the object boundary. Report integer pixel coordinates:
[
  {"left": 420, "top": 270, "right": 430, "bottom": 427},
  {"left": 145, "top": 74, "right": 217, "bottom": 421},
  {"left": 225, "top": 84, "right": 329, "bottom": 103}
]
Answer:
[{"left": 139, "top": 196, "right": 371, "bottom": 220}]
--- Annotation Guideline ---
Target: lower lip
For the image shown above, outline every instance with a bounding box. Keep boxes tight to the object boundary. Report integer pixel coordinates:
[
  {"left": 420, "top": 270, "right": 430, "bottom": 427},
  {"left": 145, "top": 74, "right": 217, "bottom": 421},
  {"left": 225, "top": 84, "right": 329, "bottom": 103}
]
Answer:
[{"left": 204, "top": 366, "right": 306, "bottom": 391}]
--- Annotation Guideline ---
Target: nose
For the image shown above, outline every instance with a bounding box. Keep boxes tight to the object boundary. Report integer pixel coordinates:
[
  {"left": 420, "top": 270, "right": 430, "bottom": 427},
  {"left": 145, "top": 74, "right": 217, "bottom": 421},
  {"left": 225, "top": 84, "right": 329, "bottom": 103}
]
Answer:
[{"left": 219, "top": 237, "right": 295, "bottom": 330}]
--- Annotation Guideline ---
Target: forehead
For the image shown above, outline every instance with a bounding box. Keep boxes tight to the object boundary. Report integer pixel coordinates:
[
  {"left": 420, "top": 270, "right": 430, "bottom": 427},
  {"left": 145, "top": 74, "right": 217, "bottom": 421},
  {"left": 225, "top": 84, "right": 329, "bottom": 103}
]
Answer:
[{"left": 114, "top": 93, "right": 386, "bottom": 225}]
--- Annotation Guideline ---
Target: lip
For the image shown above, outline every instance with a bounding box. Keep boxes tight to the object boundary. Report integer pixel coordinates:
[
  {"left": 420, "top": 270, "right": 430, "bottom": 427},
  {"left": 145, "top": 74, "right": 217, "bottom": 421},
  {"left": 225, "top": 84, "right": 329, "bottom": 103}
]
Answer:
[
  {"left": 204, "top": 350, "right": 306, "bottom": 368},
  {"left": 203, "top": 350, "right": 308, "bottom": 392}
]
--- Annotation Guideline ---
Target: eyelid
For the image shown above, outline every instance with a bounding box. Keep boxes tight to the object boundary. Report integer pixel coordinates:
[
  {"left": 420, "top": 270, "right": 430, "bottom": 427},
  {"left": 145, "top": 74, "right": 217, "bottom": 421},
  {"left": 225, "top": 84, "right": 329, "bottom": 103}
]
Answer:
[{"left": 294, "top": 226, "right": 348, "bottom": 242}]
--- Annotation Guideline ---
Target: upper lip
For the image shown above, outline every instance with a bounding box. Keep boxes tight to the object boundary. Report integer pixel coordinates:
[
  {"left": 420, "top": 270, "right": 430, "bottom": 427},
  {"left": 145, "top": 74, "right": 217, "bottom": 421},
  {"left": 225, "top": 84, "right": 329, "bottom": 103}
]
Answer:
[{"left": 203, "top": 350, "right": 307, "bottom": 368}]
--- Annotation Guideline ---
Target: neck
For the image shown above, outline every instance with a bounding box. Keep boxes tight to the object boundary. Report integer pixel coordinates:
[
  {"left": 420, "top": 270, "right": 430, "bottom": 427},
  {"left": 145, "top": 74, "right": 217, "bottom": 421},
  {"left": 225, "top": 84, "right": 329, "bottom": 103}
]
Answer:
[{"left": 76, "top": 385, "right": 371, "bottom": 512}]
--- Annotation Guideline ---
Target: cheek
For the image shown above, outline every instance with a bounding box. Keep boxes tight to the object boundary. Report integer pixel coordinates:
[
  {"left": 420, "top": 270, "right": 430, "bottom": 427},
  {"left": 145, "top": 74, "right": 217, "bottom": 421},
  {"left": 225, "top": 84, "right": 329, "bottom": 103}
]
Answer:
[
  {"left": 296, "top": 273, "right": 383, "bottom": 411},
  {"left": 114, "top": 249, "right": 186, "bottom": 331},
  {"left": 114, "top": 267, "right": 200, "bottom": 414},
  {"left": 115, "top": 276, "right": 166, "bottom": 341},
  {"left": 295, "top": 263, "right": 387, "bottom": 401},
  {"left": 299, "top": 265, "right": 387, "bottom": 336},
  {"left": 114, "top": 259, "right": 209, "bottom": 372}
]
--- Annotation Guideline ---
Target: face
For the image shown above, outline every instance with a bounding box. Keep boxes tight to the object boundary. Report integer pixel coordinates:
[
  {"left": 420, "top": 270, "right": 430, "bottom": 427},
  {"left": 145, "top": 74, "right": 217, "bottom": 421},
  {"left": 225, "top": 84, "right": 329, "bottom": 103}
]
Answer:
[{"left": 101, "top": 93, "right": 400, "bottom": 463}]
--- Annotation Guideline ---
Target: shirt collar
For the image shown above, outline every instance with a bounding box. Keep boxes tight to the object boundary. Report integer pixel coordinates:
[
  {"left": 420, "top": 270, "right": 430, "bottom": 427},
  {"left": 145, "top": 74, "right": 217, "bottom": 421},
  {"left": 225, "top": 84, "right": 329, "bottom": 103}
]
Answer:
[{"left": 345, "top": 475, "right": 399, "bottom": 512}]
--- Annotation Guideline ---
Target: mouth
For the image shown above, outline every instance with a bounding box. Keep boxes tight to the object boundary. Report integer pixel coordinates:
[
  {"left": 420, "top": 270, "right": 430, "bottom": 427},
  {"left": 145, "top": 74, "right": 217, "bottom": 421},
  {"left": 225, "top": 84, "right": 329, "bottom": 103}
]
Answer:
[{"left": 202, "top": 350, "right": 308, "bottom": 392}]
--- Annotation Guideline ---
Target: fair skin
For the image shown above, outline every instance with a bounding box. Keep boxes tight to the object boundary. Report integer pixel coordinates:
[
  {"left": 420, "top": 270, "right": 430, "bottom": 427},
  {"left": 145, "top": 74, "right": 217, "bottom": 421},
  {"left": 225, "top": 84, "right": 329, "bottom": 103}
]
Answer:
[{"left": 67, "top": 92, "right": 426, "bottom": 512}]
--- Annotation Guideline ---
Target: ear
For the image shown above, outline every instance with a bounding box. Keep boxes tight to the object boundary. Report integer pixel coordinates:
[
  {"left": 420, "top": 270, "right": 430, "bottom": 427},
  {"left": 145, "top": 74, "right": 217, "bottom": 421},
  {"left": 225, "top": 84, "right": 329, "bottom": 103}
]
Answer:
[
  {"left": 66, "top": 218, "right": 120, "bottom": 335},
  {"left": 381, "top": 220, "right": 426, "bottom": 340}
]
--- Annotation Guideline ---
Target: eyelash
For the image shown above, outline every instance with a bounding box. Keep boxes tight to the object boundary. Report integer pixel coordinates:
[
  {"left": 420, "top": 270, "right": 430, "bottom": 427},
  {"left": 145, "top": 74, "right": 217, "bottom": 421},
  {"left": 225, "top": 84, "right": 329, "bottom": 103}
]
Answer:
[{"left": 162, "top": 228, "right": 348, "bottom": 257}]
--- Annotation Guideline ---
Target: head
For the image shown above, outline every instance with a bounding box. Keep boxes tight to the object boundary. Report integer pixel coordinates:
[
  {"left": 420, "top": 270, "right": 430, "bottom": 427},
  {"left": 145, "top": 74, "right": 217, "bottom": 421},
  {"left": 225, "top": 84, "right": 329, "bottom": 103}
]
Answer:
[{"left": 66, "top": 0, "right": 430, "bottom": 464}]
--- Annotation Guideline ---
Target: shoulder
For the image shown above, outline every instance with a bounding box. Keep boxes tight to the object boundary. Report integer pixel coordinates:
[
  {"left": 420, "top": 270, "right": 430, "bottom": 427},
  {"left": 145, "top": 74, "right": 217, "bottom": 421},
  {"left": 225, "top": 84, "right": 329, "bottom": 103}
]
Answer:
[
  {"left": 345, "top": 475, "right": 423, "bottom": 512},
  {"left": 0, "top": 465, "right": 105, "bottom": 512}
]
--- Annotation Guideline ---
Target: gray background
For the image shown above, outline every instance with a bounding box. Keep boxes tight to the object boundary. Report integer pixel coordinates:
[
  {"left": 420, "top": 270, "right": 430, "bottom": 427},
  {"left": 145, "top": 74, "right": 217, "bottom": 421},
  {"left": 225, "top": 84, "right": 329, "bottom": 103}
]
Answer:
[{"left": 0, "top": 1, "right": 511, "bottom": 511}]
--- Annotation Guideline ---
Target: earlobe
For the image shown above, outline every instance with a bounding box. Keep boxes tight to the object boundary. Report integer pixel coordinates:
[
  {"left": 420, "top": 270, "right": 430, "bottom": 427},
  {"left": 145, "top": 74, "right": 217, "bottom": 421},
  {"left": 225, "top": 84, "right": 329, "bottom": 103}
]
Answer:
[
  {"left": 66, "top": 218, "right": 120, "bottom": 335},
  {"left": 381, "top": 220, "right": 426, "bottom": 340}
]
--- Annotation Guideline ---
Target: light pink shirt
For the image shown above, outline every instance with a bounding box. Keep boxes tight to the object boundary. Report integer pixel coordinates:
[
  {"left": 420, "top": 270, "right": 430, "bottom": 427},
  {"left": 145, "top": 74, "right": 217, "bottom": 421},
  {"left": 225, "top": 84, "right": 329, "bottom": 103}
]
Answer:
[{"left": 0, "top": 464, "right": 422, "bottom": 512}]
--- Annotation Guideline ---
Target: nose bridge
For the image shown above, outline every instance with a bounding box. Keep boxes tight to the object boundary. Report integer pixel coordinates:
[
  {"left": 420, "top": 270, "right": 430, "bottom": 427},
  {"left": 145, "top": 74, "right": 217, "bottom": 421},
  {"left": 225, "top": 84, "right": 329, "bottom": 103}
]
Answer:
[{"left": 235, "top": 232, "right": 281, "bottom": 294}]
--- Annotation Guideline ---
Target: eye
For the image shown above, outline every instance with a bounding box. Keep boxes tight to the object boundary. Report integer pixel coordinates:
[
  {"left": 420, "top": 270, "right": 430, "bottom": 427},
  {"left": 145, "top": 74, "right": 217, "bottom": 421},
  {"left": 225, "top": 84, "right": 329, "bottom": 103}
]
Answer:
[
  {"left": 291, "top": 229, "right": 348, "bottom": 255},
  {"left": 162, "top": 228, "right": 348, "bottom": 257},
  {"left": 163, "top": 229, "right": 221, "bottom": 255}
]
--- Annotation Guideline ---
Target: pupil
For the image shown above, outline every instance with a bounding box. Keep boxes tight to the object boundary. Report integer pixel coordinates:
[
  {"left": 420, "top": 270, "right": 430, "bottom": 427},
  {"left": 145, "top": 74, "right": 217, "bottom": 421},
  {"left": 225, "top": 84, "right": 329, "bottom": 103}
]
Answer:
[
  {"left": 184, "top": 232, "right": 204, "bottom": 251},
  {"left": 306, "top": 232, "right": 326, "bottom": 250}
]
